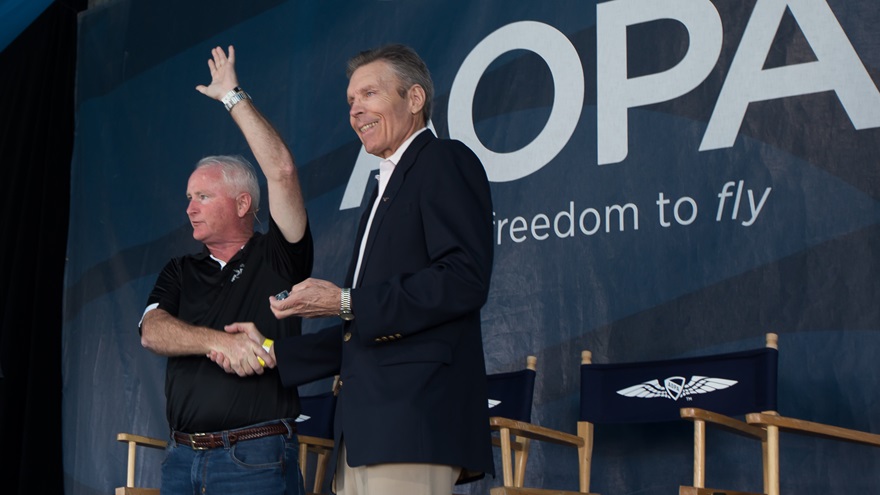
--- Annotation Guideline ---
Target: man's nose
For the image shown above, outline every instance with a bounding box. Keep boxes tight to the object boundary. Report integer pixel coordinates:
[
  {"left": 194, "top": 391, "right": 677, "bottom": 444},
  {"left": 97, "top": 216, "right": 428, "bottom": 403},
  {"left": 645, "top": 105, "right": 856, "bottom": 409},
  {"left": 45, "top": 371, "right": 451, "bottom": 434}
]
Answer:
[{"left": 349, "top": 100, "right": 362, "bottom": 117}]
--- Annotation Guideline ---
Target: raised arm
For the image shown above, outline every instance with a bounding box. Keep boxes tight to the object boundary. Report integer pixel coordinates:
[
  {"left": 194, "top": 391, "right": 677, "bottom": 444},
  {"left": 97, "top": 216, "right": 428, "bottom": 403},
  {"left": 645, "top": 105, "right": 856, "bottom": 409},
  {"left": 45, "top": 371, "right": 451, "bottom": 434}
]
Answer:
[{"left": 195, "top": 45, "right": 307, "bottom": 243}]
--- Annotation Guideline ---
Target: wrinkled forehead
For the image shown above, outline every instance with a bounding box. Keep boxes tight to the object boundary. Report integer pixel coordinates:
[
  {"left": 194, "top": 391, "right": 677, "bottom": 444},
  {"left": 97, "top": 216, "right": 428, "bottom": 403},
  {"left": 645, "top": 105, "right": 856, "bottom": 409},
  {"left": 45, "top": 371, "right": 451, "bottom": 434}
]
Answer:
[
  {"left": 187, "top": 166, "right": 229, "bottom": 194},
  {"left": 347, "top": 60, "right": 398, "bottom": 96}
]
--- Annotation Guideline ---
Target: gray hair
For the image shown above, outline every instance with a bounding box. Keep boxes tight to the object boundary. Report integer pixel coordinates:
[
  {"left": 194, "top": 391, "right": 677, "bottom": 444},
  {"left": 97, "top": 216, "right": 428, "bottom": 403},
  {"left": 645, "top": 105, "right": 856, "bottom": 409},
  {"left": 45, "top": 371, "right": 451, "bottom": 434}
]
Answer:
[
  {"left": 346, "top": 44, "right": 434, "bottom": 124},
  {"left": 195, "top": 155, "right": 260, "bottom": 213}
]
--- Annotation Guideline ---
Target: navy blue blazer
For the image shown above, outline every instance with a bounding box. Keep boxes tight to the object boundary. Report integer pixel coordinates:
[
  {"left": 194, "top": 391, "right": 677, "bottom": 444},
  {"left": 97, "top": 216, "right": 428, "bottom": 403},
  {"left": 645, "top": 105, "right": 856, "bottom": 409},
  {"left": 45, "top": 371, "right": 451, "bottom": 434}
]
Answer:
[{"left": 276, "top": 130, "right": 495, "bottom": 480}]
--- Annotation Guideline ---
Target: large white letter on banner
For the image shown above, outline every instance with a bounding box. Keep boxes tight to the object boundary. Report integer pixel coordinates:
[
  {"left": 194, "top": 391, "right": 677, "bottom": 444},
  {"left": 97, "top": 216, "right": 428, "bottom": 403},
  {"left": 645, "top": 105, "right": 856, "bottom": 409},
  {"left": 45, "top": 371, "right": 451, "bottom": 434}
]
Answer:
[
  {"left": 448, "top": 21, "right": 584, "bottom": 182},
  {"left": 700, "top": 0, "right": 880, "bottom": 151},
  {"left": 339, "top": 121, "right": 436, "bottom": 210},
  {"left": 597, "top": 0, "right": 723, "bottom": 165}
]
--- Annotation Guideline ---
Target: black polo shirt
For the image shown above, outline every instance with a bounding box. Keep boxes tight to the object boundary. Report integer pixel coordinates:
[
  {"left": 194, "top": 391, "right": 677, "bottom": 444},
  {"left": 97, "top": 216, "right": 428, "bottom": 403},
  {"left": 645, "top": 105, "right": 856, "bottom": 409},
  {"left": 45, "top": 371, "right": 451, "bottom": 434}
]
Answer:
[{"left": 145, "top": 217, "right": 313, "bottom": 433}]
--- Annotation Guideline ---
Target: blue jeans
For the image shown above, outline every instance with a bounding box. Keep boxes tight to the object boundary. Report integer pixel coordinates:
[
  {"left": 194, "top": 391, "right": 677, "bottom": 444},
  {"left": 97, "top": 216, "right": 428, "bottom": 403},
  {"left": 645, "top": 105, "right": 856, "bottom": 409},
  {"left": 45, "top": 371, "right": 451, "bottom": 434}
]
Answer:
[{"left": 161, "top": 419, "right": 305, "bottom": 495}]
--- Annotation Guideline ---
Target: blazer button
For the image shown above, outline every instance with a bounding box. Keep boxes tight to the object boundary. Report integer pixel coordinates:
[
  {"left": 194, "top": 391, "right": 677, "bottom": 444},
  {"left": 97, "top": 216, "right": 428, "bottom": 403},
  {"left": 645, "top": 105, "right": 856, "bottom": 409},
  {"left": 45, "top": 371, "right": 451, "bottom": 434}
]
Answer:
[{"left": 343, "top": 332, "right": 352, "bottom": 342}]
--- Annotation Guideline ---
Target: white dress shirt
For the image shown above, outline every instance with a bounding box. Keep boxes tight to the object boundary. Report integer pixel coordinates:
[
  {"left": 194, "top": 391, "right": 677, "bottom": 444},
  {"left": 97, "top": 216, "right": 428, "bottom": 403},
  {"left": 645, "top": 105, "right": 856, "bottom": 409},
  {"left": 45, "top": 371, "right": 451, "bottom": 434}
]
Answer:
[{"left": 351, "top": 128, "right": 427, "bottom": 288}]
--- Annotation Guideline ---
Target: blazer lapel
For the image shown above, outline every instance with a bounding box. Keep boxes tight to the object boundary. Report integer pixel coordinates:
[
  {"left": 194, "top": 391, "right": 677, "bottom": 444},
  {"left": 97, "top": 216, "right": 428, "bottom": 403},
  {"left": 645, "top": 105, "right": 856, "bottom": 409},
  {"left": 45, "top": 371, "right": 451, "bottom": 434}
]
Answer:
[
  {"left": 346, "top": 183, "right": 379, "bottom": 287},
  {"left": 353, "top": 130, "right": 435, "bottom": 288}
]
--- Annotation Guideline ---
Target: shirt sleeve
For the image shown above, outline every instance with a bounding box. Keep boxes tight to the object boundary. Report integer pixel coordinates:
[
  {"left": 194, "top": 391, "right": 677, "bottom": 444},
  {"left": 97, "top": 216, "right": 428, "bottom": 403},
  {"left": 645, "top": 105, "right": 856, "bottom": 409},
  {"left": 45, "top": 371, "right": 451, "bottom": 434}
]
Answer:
[
  {"left": 140, "top": 257, "right": 183, "bottom": 333},
  {"left": 265, "top": 216, "right": 314, "bottom": 282}
]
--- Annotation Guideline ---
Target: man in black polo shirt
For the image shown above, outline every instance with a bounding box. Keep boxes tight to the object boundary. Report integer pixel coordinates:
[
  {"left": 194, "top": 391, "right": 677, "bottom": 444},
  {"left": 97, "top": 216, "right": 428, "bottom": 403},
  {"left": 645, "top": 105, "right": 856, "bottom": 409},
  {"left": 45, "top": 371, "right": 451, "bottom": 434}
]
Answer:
[{"left": 139, "top": 45, "right": 312, "bottom": 495}]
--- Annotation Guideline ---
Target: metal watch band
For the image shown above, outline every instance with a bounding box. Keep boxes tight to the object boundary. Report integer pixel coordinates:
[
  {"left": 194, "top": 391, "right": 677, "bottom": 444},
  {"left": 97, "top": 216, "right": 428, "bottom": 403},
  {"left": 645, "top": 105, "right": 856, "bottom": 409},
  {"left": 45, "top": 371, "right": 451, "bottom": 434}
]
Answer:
[
  {"left": 340, "top": 288, "right": 354, "bottom": 320},
  {"left": 221, "top": 86, "right": 251, "bottom": 112},
  {"left": 341, "top": 288, "right": 351, "bottom": 313}
]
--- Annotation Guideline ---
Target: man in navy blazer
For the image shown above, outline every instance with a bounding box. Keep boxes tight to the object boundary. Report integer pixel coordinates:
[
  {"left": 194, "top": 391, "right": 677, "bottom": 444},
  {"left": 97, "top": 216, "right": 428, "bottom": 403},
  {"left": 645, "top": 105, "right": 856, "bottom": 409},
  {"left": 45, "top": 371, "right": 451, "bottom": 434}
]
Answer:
[{"left": 221, "top": 44, "right": 495, "bottom": 494}]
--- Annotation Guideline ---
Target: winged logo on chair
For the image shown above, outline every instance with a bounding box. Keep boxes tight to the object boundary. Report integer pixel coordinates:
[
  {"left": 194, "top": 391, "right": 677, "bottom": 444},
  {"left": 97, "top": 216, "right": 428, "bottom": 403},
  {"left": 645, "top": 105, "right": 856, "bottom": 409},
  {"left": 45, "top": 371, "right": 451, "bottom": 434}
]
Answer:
[{"left": 617, "top": 375, "right": 738, "bottom": 401}]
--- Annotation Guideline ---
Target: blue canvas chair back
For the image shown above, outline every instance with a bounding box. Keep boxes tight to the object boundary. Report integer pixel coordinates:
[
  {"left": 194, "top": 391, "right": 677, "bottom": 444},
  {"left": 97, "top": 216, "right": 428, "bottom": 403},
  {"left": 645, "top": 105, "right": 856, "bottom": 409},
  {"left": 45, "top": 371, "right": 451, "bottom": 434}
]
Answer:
[
  {"left": 297, "top": 390, "right": 337, "bottom": 438},
  {"left": 487, "top": 367, "right": 537, "bottom": 423},
  {"left": 580, "top": 347, "right": 778, "bottom": 424}
]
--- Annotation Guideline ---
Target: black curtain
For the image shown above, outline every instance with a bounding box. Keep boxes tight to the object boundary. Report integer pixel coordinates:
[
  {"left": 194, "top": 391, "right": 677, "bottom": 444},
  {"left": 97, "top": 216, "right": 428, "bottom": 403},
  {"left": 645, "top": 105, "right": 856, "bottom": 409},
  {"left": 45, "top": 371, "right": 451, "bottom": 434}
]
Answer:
[{"left": 0, "top": 1, "right": 88, "bottom": 493}]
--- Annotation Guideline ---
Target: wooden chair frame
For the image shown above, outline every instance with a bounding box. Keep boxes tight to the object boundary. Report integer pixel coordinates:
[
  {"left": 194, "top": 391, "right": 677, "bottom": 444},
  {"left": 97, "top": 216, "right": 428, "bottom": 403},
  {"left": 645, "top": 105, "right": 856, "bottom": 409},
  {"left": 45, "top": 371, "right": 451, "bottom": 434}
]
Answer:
[
  {"left": 677, "top": 333, "right": 778, "bottom": 495},
  {"left": 745, "top": 409, "right": 880, "bottom": 495},
  {"left": 117, "top": 378, "right": 338, "bottom": 495},
  {"left": 117, "top": 423, "right": 334, "bottom": 495},
  {"left": 489, "top": 355, "right": 538, "bottom": 488},
  {"left": 489, "top": 352, "right": 597, "bottom": 495},
  {"left": 680, "top": 332, "right": 880, "bottom": 495},
  {"left": 494, "top": 334, "right": 779, "bottom": 495},
  {"left": 298, "top": 433, "right": 334, "bottom": 495},
  {"left": 297, "top": 376, "right": 339, "bottom": 495},
  {"left": 116, "top": 432, "right": 167, "bottom": 495}
]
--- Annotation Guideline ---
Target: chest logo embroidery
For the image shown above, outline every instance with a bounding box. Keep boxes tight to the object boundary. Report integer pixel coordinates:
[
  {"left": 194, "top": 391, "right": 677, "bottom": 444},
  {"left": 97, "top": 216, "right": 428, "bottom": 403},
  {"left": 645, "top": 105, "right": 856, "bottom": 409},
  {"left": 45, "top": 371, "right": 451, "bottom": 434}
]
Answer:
[{"left": 230, "top": 263, "right": 245, "bottom": 283}]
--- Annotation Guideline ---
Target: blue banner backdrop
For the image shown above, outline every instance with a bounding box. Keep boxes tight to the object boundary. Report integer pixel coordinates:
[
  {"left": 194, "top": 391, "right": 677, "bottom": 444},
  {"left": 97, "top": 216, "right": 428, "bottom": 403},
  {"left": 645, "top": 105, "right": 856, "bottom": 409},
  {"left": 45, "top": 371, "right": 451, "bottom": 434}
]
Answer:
[{"left": 64, "top": 0, "right": 880, "bottom": 494}]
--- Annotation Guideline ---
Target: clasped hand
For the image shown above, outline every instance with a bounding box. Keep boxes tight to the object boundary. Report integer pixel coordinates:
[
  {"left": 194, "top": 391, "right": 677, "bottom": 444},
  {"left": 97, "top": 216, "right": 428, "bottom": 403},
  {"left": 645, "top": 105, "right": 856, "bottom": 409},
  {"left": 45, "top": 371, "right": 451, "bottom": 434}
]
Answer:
[
  {"left": 210, "top": 278, "right": 342, "bottom": 376},
  {"left": 209, "top": 323, "right": 275, "bottom": 376}
]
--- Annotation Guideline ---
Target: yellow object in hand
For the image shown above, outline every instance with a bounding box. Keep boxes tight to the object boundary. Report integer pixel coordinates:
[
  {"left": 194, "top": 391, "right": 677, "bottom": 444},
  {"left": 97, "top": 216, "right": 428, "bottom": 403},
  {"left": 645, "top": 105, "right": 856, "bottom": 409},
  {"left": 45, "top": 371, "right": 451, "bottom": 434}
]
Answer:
[{"left": 258, "top": 338, "right": 274, "bottom": 367}]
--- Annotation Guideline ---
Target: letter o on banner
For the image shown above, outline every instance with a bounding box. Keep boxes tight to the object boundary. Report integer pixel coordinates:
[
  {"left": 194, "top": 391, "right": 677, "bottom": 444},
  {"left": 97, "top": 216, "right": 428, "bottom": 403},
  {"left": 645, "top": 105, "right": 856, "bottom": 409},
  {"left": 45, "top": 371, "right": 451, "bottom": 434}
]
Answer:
[{"left": 449, "top": 21, "right": 584, "bottom": 182}]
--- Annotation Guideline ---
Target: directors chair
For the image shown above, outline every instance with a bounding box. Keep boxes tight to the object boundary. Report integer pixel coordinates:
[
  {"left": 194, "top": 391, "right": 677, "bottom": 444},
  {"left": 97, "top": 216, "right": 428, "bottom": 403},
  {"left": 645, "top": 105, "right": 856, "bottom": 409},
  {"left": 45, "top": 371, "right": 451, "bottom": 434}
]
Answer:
[
  {"left": 296, "top": 383, "right": 338, "bottom": 495},
  {"left": 487, "top": 355, "right": 538, "bottom": 488},
  {"left": 491, "top": 334, "right": 778, "bottom": 495}
]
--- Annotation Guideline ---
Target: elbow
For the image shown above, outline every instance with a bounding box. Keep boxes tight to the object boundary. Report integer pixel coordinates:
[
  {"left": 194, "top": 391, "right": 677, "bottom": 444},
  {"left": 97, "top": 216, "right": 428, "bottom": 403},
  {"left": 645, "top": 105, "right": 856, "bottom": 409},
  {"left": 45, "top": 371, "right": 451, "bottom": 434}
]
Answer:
[
  {"left": 139, "top": 313, "right": 159, "bottom": 351},
  {"left": 140, "top": 329, "right": 155, "bottom": 351},
  {"left": 276, "top": 165, "right": 298, "bottom": 186}
]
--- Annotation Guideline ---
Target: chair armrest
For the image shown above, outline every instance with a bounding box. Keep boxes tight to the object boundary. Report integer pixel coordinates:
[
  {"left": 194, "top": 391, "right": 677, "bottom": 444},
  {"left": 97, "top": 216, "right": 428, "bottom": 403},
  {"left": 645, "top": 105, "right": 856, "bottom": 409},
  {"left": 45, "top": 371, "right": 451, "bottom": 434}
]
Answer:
[
  {"left": 746, "top": 412, "right": 880, "bottom": 447},
  {"left": 680, "top": 408, "right": 766, "bottom": 440},
  {"left": 489, "top": 417, "right": 584, "bottom": 448},
  {"left": 116, "top": 433, "right": 167, "bottom": 449},
  {"left": 298, "top": 434, "right": 334, "bottom": 450},
  {"left": 116, "top": 432, "right": 167, "bottom": 491}
]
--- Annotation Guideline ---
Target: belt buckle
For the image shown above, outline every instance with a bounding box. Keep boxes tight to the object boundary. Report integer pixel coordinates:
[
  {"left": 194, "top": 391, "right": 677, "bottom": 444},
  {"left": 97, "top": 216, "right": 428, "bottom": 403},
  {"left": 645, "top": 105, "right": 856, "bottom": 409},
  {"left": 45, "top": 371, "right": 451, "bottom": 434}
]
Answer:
[{"left": 190, "top": 432, "right": 209, "bottom": 450}]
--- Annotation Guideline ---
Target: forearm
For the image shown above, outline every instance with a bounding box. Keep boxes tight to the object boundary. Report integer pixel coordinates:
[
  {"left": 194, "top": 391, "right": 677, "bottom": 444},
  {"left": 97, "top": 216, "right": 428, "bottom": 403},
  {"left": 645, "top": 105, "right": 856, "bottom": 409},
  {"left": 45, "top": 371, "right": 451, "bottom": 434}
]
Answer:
[
  {"left": 140, "top": 308, "right": 223, "bottom": 357},
  {"left": 275, "top": 325, "right": 342, "bottom": 387},
  {"left": 229, "top": 99, "right": 295, "bottom": 184},
  {"left": 229, "top": 98, "right": 307, "bottom": 242}
]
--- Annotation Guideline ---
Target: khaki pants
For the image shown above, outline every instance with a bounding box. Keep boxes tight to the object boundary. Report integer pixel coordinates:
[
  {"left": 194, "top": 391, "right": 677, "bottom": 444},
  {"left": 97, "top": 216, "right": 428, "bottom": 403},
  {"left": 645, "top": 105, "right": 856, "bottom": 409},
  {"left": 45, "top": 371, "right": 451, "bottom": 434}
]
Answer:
[{"left": 335, "top": 442, "right": 461, "bottom": 495}]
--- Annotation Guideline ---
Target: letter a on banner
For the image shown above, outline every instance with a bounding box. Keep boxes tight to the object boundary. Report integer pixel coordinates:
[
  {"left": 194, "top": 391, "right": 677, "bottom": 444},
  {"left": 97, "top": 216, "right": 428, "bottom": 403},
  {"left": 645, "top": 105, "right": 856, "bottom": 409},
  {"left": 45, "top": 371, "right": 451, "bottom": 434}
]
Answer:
[
  {"left": 700, "top": 0, "right": 880, "bottom": 150},
  {"left": 339, "top": 122, "right": 436, "bottom": 210}
]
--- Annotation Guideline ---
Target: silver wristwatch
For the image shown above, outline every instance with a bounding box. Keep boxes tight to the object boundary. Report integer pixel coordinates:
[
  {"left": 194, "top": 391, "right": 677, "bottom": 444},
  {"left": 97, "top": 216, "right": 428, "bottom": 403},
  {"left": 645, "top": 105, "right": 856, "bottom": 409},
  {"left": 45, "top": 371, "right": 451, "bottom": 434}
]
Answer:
[
  {"left": 221, "top": 86, "right": 251, "bottom": 112},
  {"left": 339, "top": 288, "right": 354, "bottom": 321}
]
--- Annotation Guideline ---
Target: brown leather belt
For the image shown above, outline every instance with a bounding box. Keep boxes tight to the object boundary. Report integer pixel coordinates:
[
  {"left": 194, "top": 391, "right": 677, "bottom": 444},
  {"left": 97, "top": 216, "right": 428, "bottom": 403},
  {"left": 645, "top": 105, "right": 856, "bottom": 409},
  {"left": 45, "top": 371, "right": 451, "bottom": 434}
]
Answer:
[{"left": 173, "top": 421, "right": 294, "bottom": 450}]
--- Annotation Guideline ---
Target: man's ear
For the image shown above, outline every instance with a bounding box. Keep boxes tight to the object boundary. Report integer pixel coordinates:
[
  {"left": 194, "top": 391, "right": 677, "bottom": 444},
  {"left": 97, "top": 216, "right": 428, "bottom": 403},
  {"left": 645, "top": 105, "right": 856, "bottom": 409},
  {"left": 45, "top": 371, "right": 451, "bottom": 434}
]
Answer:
[
  {"left": 408, "top": 84, "right": 426, "bottom": 116},
  {"left": 236, "top": 193, "right": 252, "bottom": 218}
]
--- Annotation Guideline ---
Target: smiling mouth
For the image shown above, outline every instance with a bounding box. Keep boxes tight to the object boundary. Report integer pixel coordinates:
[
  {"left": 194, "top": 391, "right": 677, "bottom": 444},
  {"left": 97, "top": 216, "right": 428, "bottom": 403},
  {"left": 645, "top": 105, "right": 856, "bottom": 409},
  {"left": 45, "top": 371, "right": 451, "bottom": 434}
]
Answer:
[{"left": 359, "top": 121, "right": 378, "bottom": 133}]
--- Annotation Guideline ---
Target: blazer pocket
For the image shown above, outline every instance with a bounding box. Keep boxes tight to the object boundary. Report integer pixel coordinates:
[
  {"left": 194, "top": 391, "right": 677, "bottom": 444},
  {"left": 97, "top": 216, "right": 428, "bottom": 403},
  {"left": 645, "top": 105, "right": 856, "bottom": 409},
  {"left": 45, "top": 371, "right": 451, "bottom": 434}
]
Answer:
[{"left": 375, "top": 340, "right": 452, "bottom": 366}]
